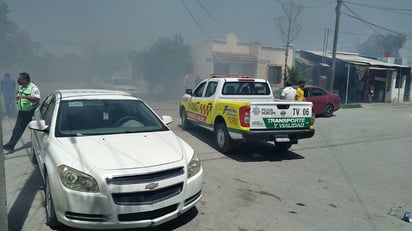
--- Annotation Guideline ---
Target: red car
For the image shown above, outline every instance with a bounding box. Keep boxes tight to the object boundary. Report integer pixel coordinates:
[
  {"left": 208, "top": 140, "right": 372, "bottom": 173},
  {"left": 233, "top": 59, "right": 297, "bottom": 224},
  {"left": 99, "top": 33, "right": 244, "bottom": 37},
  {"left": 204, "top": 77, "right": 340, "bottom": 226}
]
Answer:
[{"left": 303, "top": 85, "right": 340, "bottom": 117}]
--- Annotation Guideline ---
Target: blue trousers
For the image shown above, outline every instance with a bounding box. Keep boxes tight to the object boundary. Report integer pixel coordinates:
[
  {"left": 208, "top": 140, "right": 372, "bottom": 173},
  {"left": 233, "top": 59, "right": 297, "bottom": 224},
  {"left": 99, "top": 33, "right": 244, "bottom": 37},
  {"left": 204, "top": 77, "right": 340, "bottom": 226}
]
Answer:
[{"left": 6, "top": 110, "right": 33, "bottom": 148}]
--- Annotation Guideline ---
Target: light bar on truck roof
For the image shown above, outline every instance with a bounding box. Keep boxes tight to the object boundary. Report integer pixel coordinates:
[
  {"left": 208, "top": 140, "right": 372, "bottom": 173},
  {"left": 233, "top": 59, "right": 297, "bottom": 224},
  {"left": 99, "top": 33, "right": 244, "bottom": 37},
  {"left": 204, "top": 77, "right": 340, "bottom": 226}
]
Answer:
[{"left": 210, "top": 73, "right": 252, "bottom": 78}]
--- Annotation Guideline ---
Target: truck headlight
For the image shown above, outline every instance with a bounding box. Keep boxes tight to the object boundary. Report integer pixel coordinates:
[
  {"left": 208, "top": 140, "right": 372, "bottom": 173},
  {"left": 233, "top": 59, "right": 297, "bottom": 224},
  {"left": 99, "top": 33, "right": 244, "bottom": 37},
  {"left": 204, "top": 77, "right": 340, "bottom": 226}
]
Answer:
[
  {"left": 58, "top": 165, "right": 99, "bottom": 192},
  {"left": 187, "top": 154, "right": 201, "bottom": 178}
]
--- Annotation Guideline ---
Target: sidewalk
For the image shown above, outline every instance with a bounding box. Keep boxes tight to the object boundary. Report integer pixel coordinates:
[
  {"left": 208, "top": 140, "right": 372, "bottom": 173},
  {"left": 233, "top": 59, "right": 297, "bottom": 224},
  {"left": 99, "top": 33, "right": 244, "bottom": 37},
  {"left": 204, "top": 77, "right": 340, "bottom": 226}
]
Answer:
[
  {"left": 358, "top": 101, "right": 412, "bottom": 108},
  {"left": 3, "top": 117, "right": 52, "bottom": 231}
]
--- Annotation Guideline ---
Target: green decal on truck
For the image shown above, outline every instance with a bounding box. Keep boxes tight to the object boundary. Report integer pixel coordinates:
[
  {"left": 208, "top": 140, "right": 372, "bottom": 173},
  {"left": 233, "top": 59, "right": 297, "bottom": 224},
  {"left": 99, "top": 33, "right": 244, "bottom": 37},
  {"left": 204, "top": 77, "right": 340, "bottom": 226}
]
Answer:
[{"left": 263, "top": 117, "right": 311, "bottom": 129}]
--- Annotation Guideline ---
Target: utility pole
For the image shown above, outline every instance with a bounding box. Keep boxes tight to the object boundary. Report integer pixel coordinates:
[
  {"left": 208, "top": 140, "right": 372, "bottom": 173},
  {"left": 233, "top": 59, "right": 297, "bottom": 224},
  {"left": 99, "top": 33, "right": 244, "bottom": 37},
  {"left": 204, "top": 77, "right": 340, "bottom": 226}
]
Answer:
[
  {"left": 322, "top": 28, "right": 331, "bottom": 63},
  {"left": 330, "top": 0, "right": 342, "bottom": 91}
]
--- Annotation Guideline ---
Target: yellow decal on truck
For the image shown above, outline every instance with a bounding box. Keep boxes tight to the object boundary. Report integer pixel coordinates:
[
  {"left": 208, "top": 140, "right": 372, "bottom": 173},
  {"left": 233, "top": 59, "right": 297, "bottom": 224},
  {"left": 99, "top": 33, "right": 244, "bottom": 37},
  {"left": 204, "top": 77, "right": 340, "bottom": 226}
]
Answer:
[{"left": 187, "top": 100, "right": 214, "bottom": 124}]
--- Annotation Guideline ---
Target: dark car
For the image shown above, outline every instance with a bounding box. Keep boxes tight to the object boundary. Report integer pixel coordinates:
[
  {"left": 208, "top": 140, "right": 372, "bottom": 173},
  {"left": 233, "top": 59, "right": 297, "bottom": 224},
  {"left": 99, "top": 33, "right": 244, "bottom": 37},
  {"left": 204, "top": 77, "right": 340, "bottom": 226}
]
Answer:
[{"left": 303, "top": 85, "right": 340, "bottom": 117}]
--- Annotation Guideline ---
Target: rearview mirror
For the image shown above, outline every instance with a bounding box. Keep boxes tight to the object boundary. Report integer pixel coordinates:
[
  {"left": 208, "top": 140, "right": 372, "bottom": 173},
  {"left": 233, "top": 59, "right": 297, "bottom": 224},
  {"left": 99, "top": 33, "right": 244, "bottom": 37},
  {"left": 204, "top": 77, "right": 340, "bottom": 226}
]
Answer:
[{"left": 185, "top": 89, "right": 192, "bottom": 95}]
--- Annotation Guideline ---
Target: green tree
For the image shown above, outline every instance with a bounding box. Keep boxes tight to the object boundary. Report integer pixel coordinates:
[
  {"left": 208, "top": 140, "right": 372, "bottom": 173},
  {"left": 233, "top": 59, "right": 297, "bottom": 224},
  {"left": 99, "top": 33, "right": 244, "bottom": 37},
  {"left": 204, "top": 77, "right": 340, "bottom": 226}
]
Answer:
[
  {"left": 287, "top": 65, "right": 311, "bottom": 85},
  {"left": 357, "top": 33, "right": 406, "bottom": 58},
  {"left": 0, "top": 0, "right": 37, "bottom": 71},
  {"left": 140, "top": 33, "right": 192, "bottom": 99},
  {"left": 287, "top": 66, "right": 302, "bottom": 85}
]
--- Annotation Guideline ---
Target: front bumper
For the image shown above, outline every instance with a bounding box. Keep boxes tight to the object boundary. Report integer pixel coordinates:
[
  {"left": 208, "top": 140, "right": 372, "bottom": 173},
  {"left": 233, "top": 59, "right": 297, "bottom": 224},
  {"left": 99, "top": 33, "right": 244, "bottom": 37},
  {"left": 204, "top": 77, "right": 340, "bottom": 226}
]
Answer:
[{"left": 50, "top": 166, "right": 203, "bottom": 230}]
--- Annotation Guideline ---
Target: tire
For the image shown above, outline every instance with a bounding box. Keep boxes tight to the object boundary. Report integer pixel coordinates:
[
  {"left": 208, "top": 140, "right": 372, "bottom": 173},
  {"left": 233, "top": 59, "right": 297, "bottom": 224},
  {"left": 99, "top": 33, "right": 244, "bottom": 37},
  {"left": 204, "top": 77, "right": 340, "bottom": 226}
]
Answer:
[
  {"left": 215, "top": 123, "right": 232, "bottom": 153},
  {"left": 45, "top": 175, "right": 61, "bottom": 229},
  {"left": 30, "top": 145, "right": 37, "bottom": 165},
  {"left": 323, "top": 104, "right": 334, "bottom": 117},
  {"left": 275, "top": 142, "right": 292, "bottom": 151},
  {"left": 30, "top": 132, "right": 37, "bottom": 165},
  {"left": 180, "top": 107, "right": 192, "bottom": 129}
]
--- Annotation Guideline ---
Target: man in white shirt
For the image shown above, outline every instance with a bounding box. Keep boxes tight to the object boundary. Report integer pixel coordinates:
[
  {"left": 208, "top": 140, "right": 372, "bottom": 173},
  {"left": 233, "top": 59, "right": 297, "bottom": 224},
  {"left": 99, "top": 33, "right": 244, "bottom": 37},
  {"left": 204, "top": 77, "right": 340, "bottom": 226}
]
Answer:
[{"left": 280, "top": 80, "right": 296, "bottom": 100}]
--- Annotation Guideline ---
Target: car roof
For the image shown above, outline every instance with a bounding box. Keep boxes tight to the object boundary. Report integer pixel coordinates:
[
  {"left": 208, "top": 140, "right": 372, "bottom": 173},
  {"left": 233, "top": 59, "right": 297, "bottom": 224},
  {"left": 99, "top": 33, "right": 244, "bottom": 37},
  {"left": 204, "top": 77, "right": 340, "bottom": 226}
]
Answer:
[{"left": 54, "top": 89, "right": 138, "bottom": 100}]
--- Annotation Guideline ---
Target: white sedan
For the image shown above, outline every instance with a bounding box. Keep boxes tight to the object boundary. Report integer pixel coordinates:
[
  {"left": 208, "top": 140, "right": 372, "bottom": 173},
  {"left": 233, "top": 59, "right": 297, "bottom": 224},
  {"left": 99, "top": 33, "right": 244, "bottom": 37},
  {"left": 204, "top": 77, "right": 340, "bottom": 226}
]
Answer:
[{"left": 29, "top": 89, "right": 203, "bottom": 230}]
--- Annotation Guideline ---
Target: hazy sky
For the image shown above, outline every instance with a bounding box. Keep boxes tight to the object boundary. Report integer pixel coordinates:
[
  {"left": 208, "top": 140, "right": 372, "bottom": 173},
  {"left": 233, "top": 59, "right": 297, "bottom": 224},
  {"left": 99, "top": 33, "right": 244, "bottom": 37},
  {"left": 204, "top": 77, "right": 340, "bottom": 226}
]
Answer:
[{"left": 4, "top": 0, "right": 412, "bottom": 60}]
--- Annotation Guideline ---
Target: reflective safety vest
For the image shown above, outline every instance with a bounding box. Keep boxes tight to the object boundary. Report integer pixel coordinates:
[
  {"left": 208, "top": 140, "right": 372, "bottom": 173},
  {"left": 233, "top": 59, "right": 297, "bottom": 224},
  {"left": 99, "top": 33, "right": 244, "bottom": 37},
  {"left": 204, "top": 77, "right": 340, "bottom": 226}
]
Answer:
[{"left": 16, "top": 82, "right": 36, "bottom": 111}]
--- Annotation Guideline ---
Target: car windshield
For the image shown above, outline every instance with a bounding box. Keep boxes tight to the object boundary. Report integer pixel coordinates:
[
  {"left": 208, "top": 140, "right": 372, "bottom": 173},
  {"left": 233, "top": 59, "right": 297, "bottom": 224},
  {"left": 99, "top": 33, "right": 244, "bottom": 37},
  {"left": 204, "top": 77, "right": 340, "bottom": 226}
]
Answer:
[{"left": 56, "top": 99, "right": 168, "bottom": 137}]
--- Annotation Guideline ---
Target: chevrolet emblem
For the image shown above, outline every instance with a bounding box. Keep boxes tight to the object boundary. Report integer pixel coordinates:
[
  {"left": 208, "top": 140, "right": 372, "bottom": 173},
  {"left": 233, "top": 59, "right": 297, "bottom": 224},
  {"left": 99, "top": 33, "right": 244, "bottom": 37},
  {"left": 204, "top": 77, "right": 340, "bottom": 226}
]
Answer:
[{"left": 145, "top": 182, "right": 159, "bottom": 190}]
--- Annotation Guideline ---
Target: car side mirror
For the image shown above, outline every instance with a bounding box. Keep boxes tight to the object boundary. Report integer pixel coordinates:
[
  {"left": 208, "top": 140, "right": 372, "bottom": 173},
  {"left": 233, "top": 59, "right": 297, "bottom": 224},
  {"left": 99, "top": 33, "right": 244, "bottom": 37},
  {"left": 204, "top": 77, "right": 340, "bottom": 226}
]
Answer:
[
  {"left": 28, "top": 119, "right": 49, "bottom": 133},
  {"left": 161, "top": 115, "right": 173, "bottom": 125},
  {"left": 185, "top": 89, "right": 192, "bottom": 95}
]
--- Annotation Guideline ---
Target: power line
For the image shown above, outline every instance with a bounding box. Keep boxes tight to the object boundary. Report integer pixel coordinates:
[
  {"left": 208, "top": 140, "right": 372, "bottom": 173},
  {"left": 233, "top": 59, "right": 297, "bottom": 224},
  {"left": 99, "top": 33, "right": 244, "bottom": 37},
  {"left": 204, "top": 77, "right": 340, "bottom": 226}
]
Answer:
[
  {"left": 342, "top": 3, "right": 402, "bottom": 35},
  {"left": 180, "top": 0, "right": 212, "bottom": 39},
  {"left": 340, "top": 31, "right": 369, "bottom": 37},
  {"left": 274, "top": 0, "right": 334, "bottom": 9},
  {"left": 344, "top": 0, "right": 412, "bottom": 15},
  {"left": 195, "top": 0, "right": 227, "bottom": 33}
]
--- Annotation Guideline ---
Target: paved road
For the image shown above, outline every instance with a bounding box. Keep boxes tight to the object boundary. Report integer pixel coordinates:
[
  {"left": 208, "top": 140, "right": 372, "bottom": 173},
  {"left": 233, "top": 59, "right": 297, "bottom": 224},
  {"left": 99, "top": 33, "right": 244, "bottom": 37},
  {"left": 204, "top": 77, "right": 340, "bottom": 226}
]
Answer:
[{"left": 3, "top": 102, "right": 412, "bottom": 231}]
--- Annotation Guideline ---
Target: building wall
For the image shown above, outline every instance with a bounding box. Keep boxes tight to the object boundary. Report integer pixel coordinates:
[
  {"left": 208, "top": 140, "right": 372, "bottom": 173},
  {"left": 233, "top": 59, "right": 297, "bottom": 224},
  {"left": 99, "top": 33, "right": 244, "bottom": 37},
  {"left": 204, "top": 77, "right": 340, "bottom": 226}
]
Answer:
[
  {"left": 387, "top": 71, "right": 406, "bottom": 103},
  {"left": 191, "top": 41, "right": 213, "bottom": 80},
  {"left": 258, "top": 46, "right": 293, "bottom": 86},
  {"left": 212, "top": 33, "right": 250, "bottom": 53},
  {"left": 191, "top": 33, "right": 290, "bottom": 85}
]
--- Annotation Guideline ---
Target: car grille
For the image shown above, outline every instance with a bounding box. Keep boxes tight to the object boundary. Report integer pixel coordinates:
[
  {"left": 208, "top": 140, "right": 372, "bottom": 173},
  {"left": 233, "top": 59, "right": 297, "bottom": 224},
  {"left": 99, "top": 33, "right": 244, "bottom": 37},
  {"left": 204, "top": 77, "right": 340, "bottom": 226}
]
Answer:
[
  {"left": 118, "top": 203, "right": 178, "bottom": 222},
  {"left": 106, "top": 167, "right": 184, "bottom": 185},
  {"left": 112, "top": 183, "right": 183, "bottom": 205},
  {"left": 65, "top": 212, "right": 108, "bottom": 222}
]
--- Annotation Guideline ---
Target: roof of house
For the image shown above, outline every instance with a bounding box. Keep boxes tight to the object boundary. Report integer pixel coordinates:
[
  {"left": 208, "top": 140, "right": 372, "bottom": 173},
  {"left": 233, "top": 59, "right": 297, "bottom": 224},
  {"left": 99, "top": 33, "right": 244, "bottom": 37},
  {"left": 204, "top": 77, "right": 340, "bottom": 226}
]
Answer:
[{"left": 303, "top": 50, "right": 409, "bottom": 68}]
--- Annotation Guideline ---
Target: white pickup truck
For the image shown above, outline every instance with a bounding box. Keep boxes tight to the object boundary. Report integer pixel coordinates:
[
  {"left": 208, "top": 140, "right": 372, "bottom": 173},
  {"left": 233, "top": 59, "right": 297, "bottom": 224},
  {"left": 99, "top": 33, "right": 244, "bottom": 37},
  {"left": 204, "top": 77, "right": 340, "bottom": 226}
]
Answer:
[{"left": 179, "top": 74, "right": 315, "bottom": 152}]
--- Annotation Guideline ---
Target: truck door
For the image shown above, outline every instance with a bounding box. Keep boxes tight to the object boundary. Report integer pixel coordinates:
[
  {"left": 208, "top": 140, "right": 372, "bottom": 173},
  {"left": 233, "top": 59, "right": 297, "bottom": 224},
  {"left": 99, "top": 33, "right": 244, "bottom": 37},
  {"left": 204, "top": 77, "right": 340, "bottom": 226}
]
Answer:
[
  {"left": 186, "top": 82, "right": 207, "bottom": 123},
  {"left": 203, "top": 81, "right": 218, "bottom": 124}
]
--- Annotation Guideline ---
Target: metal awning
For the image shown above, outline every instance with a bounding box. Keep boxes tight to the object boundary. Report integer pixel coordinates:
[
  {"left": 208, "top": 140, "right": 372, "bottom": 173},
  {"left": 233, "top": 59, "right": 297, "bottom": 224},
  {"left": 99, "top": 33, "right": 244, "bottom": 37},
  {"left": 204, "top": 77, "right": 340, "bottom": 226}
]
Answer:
[
  {"left": 305, "top": 50, "right": 409, "bottom": 68},
  {"left": 213, "top": 51, "right": 257, "bottom": 63},
  {"left": 296, "top": 56, "right": 312, "bottom": 66},
  {"left": 368, "top": 67, "right": 397, "bottom": 71}
]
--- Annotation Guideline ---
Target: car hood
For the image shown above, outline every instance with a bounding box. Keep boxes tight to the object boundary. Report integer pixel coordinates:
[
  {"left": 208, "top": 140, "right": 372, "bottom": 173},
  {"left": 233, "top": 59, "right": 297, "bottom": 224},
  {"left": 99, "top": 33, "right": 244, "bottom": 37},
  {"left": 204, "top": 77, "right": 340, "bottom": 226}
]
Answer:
[{"left": 56, "top": 131, "right": 184, "bottom": 170}]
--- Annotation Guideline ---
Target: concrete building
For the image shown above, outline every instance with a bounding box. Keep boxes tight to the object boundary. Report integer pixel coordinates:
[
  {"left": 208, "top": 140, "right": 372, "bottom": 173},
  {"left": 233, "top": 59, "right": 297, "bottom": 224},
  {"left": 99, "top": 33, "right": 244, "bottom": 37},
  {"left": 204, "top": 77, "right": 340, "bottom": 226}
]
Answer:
[{"left": 191, "top": 33, "right": 292, "bottom": 89}]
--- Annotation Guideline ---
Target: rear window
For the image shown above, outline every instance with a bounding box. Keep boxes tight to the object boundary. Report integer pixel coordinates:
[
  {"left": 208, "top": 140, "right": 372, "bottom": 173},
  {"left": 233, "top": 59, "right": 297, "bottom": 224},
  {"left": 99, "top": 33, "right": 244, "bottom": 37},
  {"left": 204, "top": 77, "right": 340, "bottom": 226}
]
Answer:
[{"left": 222, "top": 82, "right": 270, "bottom": 95}]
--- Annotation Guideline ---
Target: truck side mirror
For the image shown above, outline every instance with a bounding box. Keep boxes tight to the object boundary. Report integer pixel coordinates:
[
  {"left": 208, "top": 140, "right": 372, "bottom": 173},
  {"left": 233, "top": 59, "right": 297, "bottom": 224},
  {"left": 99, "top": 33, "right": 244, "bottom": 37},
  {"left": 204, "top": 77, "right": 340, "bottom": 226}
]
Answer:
[{"left": 185, "top": 89, "right": 192, "bottom": 95}]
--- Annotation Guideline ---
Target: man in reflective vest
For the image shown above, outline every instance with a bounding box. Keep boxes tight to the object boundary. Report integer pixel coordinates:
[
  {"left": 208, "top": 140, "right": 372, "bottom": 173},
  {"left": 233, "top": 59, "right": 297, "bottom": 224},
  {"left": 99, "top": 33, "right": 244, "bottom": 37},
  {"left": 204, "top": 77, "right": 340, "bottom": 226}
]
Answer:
[{"left": 3, "top": 72, "right": 40, "bottom": 152}]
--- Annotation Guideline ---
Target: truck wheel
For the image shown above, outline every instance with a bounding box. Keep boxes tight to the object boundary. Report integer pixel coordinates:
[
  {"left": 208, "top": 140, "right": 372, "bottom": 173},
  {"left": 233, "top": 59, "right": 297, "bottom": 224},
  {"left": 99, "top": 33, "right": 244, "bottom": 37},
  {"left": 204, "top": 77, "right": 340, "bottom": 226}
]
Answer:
[
  {"left": 215, "top": 123, "right": 232, "bottom": 153},
  {"left": 275, "top": 142, "right": 292, "bottom": 151},
  {"left": 180, "top": 108, "right": 192, "bottom": 129}
]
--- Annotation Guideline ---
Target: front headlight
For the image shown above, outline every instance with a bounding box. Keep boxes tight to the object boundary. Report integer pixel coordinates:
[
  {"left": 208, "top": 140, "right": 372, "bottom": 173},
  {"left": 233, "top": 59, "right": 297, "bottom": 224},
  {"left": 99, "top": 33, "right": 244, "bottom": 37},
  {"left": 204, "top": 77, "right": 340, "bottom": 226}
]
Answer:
[
  {"left": 187, "top": 154, "right": 201, "bottom": 178},
  {"left": 58, "top": 165, "right": 99, "bottom": 193}
]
